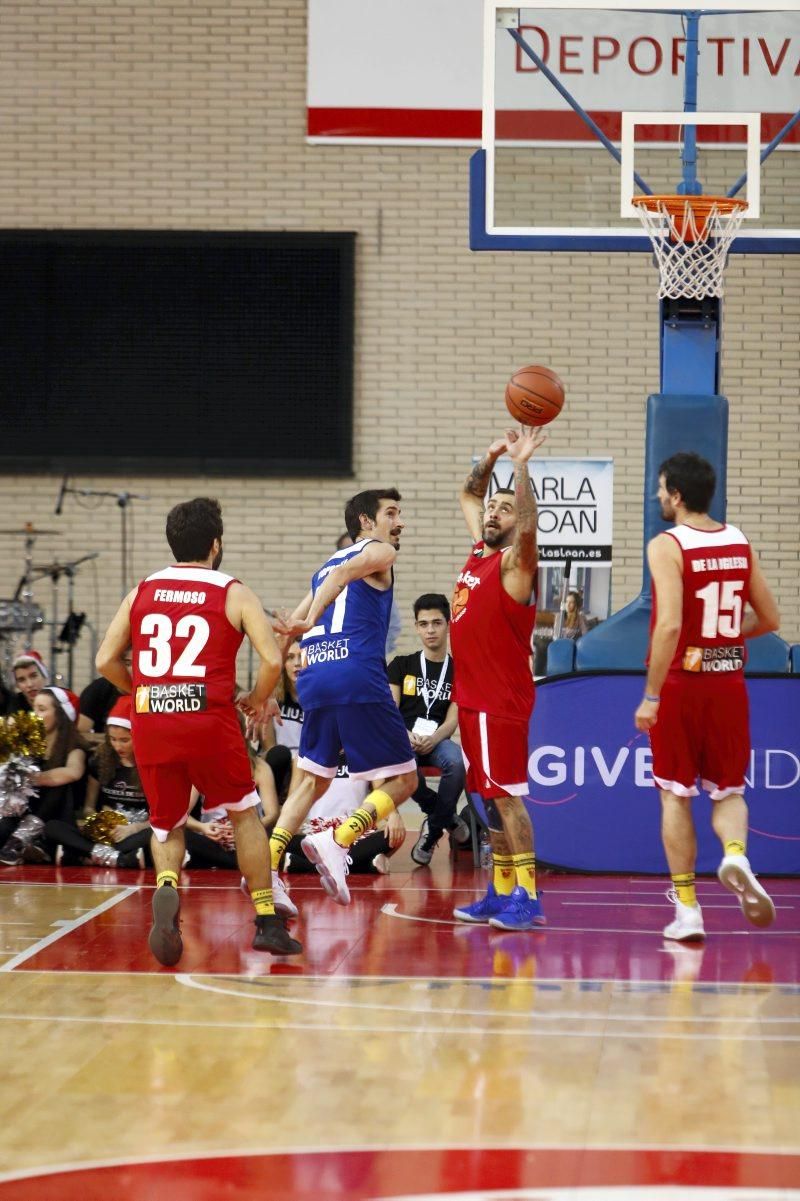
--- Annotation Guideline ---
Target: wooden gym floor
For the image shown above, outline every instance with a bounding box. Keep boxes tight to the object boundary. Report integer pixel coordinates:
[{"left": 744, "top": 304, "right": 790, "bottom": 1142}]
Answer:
[{"left": 0, "top": 849, "right": 799, "bottom": 1200}]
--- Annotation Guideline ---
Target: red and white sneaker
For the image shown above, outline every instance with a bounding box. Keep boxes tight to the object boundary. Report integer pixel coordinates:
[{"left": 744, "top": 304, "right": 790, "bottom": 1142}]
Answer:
[{"left": 300, "top": 828, "right": 352, "bottom": 905}]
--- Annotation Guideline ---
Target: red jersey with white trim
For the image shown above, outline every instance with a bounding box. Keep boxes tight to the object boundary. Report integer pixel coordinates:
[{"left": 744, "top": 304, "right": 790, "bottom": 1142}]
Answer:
[
  {"left": 649, "top": 523, "right": 752, "bottom": 677},
  {"left": 449, "top": 542, "right": 536, "bottom": 720},
  {"left": 129, "top": 565, "right": 243, "bottom": 765}
]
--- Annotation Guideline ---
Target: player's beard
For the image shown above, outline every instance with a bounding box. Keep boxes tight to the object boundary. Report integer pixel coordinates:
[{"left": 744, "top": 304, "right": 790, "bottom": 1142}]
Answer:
[
  {"left": 212, "top": 546, "right": 224, "bottom": 569},
  {"left": 483, "top": 524, "right": 505, "bottom": 548},
  {"left": 390, "top": 527, "right": 403, "bottom": 550},
  {"left": 659, "top": 501, "right": 675, "bottom": 522}
]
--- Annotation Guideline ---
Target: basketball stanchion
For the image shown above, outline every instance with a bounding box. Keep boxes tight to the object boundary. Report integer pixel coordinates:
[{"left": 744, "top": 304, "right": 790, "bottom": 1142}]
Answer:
[{"left": 631, "top": 194, "right": 748, "bottom": 300}]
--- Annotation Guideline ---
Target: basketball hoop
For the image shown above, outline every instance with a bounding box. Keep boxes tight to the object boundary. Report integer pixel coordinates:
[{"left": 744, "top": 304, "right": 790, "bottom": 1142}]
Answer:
[{"left": 631, "top": 195, "right": 748, "bottom": 300}]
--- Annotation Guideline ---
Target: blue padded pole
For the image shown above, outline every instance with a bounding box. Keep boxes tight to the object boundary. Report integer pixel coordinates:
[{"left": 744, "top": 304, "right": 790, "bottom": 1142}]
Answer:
[{"left": 677, "top": 12, "right": 703, "bottom": 195}]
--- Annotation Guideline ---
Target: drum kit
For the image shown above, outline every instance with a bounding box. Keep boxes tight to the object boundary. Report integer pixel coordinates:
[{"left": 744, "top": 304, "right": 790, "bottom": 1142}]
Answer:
[{"left": 0, "top": 523, "right": 98, "bottom": 689}]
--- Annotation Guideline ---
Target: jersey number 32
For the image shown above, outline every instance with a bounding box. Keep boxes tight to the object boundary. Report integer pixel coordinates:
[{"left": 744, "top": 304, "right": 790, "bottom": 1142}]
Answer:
[{"left": 137, "top": 613, "right": 210, "bottom": 678}]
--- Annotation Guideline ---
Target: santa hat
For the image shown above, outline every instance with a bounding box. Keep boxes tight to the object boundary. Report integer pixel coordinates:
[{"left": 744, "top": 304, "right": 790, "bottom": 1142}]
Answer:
[
  {"left": 106, "top": 696, "right": 132, "bottom": 730},
  {"left": 48, "top": 686, "right": 80, "bottom": 723},
  {"left": 12, "top": 649, "right": 49, "bottom": 679}
]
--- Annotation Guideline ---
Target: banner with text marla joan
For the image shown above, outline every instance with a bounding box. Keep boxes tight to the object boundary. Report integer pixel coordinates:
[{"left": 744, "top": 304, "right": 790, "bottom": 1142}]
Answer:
[{"left": 486, "top": 457, "right": 613, "bottom": 564}]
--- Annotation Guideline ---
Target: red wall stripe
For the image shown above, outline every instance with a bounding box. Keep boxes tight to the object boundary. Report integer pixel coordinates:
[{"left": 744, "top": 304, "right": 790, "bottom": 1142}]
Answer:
[{"left": 308, "top": 106, "right": 800, "bottom": 144}]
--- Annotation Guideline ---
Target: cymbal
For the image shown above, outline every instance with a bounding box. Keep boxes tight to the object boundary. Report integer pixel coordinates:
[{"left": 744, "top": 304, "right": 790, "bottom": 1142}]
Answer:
[{"left": 0, "top": 527, "right": 61, "bottom": 536}]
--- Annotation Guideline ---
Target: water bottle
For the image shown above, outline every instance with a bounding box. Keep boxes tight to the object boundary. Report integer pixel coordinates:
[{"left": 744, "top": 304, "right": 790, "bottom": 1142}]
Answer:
[{"left": 479, "top": 832, "right": 492, "bottom": 871}]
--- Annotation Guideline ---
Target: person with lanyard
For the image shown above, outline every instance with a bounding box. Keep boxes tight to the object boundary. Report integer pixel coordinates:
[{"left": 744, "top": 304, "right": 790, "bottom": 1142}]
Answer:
[{"left": 388, "top": 593, "right": 469, "bottom": 865}]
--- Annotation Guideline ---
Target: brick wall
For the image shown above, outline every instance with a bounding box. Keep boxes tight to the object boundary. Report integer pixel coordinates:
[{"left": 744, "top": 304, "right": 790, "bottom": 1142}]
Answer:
[{"left": 0, "top": 1, "right": 797, "bottom": 689}]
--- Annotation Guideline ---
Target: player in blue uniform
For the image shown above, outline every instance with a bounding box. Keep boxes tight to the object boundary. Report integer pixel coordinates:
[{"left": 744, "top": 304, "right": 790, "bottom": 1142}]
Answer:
[{"left": 272, "top": 488, "right": 417, "bottom": 904}]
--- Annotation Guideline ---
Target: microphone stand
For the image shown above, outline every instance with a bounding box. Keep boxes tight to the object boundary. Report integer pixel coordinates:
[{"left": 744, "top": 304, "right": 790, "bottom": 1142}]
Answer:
[
  {"left": 30, "top": 553, "right": 99, "bottom": 688},
  {"left": 57, "top": 484, "right": 148, "bottom": 597}
]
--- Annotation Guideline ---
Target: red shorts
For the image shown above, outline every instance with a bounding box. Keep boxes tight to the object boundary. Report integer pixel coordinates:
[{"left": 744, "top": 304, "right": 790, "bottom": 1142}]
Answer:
[
  {"left": 649, "top": 673, "right": 750, "bottom": 799},
  {"left": 138, "top": 737, "right": 258, "bottom": 840},
  {"left": 458, "top": 707, "right": 530, "bottom": 800}
]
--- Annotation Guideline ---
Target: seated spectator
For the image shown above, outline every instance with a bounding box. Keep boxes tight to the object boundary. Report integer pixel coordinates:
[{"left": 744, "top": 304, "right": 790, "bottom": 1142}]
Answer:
[
  {"left": 388, "top": 593, "right": 469, "bottom": 866},
  {"left": 44, "top": 696, "right": 148, "bottom": 868},
  {"left": 10, "top": 649, "right": 49, "bottom": 713},
  {"left": 259, "top": 640, "right": 304, "bottom": 803},
  {"left": 187, "top": 728, "right": 280, "bottom": 869},
  {"left": 78, "top": 650, "right": 132, "bottom": 745},
  {"left": 0, "top": 686, "right": 88, "bottom": 864},
  {"left": 561, "top": 590, "right": 589, "bottom": 641},
  {"left": 284, "top": 754, "right": 405, "bottom": 875}
]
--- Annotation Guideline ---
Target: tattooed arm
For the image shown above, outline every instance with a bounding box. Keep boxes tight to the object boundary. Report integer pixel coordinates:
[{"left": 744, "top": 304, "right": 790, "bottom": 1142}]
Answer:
[
  {"left": 501, "top": 427, "right": 547, "bottom": 602},
  {"left": 459, "top": 436, "right": 508, "bottom": 541}
]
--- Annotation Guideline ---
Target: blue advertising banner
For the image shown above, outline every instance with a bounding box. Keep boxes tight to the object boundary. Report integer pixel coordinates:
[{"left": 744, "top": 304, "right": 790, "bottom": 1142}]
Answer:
[{"left": 470, "top": 673, "right": 800, "bottom": 874}]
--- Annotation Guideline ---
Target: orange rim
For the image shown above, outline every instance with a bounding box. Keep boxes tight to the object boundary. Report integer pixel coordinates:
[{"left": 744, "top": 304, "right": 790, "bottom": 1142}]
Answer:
[{"left": 631, "top": 194, "right": 747, "bottom": 218}]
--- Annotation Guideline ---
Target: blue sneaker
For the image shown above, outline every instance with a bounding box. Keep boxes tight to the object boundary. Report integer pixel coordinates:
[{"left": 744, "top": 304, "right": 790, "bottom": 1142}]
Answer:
[
  {"left": 488, "top": 885, "right": 546, "bottom": 930},
  {"left": 453, "top": 883, "right": 510, "bottom": 924}
]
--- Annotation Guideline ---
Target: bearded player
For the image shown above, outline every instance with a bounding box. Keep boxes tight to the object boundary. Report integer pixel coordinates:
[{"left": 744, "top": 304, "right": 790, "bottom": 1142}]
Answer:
[
  {"left": 450, "top": 427, "right": 546, "bottom": 931},
  {"left": 635, "top": 452, "right": 780, "bottom": 941}
]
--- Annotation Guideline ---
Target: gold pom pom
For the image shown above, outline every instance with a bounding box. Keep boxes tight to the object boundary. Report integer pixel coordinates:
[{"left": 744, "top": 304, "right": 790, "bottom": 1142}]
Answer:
[
  {"left": 81, "top": 809, "right": 129, "bottom": 846},
  {"left": 0, "top": 712, "right": 46, "bottom": 764}
]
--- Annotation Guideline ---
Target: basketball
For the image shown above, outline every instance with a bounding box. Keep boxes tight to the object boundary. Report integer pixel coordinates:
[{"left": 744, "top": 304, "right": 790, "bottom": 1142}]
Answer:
[{"left": 504, "top": 365, "right": 565, "bottom": 427}]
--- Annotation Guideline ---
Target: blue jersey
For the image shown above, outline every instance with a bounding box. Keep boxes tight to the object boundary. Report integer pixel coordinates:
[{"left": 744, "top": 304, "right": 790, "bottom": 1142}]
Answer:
[{"left": 296, "top": 540, "right": 394, "bottom": 710}]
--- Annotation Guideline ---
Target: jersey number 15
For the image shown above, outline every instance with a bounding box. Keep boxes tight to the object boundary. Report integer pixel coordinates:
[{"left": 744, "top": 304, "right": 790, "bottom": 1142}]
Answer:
[{"left": 695, "top": 580, "right": 744, "bottom": 639}]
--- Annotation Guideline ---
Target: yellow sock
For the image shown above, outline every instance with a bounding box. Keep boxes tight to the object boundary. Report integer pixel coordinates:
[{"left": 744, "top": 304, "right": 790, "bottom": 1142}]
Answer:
[
  {"left": 724, "top": 840, "right": 746, "bottom": 858},
  {"left": 512, "top": 852, "right": 537, "bottom": 899},
  {"left": 156, "top": 870, "right": 179, "bottom": 889},
  {"left": 334, "top": 807, "right": 374, "bottom": 848},
  {"left": 672, "top": 872, "right": 697, "bottom": 907},
  {"left": 270, "top": 827, "right": 293, "bottom": 871},
  {"left": 493, "top": 854, "right": 515, "bottom": 896},
  {"left": 366, "top": 788, "right": 395, "bottom": 822},
  {"left": 251, "top": 888, "right": 275, "bottom": 916}
]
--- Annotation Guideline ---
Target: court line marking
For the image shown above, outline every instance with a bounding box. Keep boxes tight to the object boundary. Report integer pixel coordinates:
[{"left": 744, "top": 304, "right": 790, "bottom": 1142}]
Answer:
[
  {"left": 173, "top": 973, "right": 800, "bottom": 1024},
  {"left": 0, "top": 886, "right": 139, "bottom": 972},
  {"left": 561, "top": 901, "right": 794, "bottom": 911},
  {"left": 3, "top": 969, "right": 799, "bottom": 991},
  {"left": 0, "top": 1141, "right": 797, "bottom": 1188},
  {"left": 380, "top": 902, "right": 800, "bottom": 936},
  {"left": 4, "top": 997, "right": 797, "bottom": 1044}
]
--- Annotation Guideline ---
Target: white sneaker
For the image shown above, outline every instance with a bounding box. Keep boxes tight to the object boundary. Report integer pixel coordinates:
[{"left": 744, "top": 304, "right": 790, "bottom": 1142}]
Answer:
[
  {"left": 240, "top": 872, "right": 299, "bottom": 918},
  {"left": 663, "top": 894, "right": 706, "bottom": 942},
  {"left": 300, "top": 828, "right": 352, "bottom": 905},
  {"left": 718, "top": 854, "right": 776, "bottom": 928},
  {"left": 272, "top": 871, "right": 298, "bottom": 918}
]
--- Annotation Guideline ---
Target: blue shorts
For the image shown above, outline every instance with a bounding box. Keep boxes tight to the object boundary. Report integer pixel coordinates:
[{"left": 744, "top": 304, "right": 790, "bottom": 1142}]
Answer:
[{"left": 298, "top": 700, "right": 416, "bottom": 781}]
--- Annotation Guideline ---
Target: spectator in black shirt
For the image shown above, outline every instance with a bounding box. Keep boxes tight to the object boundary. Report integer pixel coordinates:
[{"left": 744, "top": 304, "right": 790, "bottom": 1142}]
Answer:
[
  {"left": 78, "top": 650, "right": 132, "bottom": 745},
  {"left": 387, "top": 593, "right": 469, "bottom": 865}
]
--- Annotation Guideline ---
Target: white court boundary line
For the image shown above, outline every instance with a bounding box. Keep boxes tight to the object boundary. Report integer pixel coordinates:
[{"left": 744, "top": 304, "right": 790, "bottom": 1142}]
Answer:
[
  {"left": 4, "top": 1000, "right": 795, "bottom": 1043},
  {"left": 380, "top": 902, "right": 800, "bottom": 936},
  {"left": 172, "top": 974, "right": 800, "bottom": 1024},
  {"left": 0, "top": 1139, "right": 796, "bottom": 1188},
  {"left": 3, "top": 969, "right": 800, "bottom": 991},
  {"left": 0, "top": 885, "right": 138, "bottom": 972}
]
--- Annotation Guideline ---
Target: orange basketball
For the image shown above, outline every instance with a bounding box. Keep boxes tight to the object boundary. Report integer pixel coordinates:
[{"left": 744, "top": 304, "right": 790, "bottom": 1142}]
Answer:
[{"left": 504, "top": 365, "right": 565, "bottom": 427}]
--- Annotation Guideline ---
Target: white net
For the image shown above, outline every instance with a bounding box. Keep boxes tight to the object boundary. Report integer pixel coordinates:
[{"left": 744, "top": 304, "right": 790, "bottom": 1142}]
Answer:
[{"left": 632, "top": 196, "right": 747, "bottom": 300}]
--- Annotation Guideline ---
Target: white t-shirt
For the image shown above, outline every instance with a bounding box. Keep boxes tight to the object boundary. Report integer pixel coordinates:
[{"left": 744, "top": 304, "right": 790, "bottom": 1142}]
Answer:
[{"left": 274, "top": 697, "right": 303, "bottom": 751}]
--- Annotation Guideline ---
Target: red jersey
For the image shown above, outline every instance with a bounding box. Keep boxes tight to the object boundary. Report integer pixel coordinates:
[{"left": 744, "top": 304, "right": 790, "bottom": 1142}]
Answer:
[
  {"left": 449, "top": 542, "right": 536, "bottom": 720},
  {"left": 129, "top": 565, "right": 243, "bottom": 765},
  {"left": 650, "top": 523, "right": 752, "bottom": 677}
]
